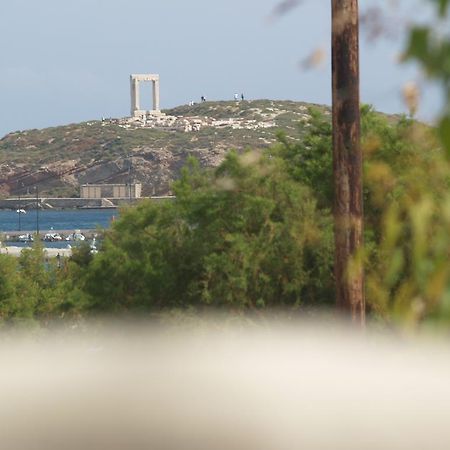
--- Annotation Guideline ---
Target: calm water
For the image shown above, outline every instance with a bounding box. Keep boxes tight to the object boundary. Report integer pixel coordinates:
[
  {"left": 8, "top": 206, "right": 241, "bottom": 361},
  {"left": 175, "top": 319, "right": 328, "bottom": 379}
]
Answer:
[{"left": 0, "top": 209, "right": 118, "bottom": 233}]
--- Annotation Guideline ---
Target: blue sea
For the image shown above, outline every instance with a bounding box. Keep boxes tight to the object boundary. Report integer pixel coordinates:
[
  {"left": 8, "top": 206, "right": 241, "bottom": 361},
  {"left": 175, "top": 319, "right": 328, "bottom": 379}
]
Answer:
[
  {"left": 0, "top": 209, "right": 118, "bottom": 249},
  {"left": 0, "top": 208, "right": 118, "bottom": 233}
]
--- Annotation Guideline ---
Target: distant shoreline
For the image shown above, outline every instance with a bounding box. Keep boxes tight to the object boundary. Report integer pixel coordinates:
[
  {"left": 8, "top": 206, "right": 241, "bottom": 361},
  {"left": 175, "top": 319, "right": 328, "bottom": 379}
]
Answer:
[
  {"left": 0, "top": 196, "right": 174, "bottom": 211},
  {"left": 0, "top": 246, "right": 72, "bottom": 257},
  {"left": 2, "top": 229, "right": 100, "bottom": 239}
]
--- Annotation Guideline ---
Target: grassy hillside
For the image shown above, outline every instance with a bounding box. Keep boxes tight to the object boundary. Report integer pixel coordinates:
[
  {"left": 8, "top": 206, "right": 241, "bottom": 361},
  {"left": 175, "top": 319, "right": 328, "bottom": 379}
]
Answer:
[{"left": 0, "top": 100, "right": 329, "bottom": 197}]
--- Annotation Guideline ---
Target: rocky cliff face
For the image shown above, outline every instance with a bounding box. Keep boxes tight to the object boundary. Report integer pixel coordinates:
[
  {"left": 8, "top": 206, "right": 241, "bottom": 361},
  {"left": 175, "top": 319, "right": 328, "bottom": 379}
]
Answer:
[{"left": 0, "top": 100, "right": 327, "bottom": 197}]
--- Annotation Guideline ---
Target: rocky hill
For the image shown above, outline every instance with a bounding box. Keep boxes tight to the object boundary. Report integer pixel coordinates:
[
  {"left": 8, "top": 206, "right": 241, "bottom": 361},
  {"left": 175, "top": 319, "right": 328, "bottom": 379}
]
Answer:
[{"left": 0, "top": 100, "right": 329, "bottom": 198}]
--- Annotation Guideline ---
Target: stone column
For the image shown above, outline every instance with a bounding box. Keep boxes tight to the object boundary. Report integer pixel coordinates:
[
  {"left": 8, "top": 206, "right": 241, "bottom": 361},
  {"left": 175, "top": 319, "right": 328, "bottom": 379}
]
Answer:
[
  {"left": 134, "top": 79, "right": 141, "bottom": 112},
  {"left": 153, "top": 79, "right": 160, "bottom": 112},
  {"left": 130, "top": 77, "right": 141, "bottom": 116},
  {"left": 130, "top": 76, "right": 136, "bottom": 116}
]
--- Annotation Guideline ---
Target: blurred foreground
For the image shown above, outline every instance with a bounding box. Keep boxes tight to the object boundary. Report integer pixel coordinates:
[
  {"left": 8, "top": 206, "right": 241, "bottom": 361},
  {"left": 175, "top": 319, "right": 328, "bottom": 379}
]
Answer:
[{"left": 1, "top": 319, "right": 450, "bottom": 450}]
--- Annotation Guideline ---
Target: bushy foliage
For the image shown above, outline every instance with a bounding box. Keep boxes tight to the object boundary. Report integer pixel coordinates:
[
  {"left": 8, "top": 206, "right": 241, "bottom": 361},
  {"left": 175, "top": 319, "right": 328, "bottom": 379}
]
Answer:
[
  {"left": 273, "top": 104, "right": 450, "bottom": 326},
  {"left": 272, "top": 105, "right": 437, "bottom": 235},
  {"left": 81, "top": 153, "right": 334, "bottom": 313},
  {"left": 363, "top": 119, "right": 450, "bottom": 326},
  {"left": 274, "top": 108, "right": 333, "bottom": 208},
  {"left": 0, "top": 254, "right": 21, "bottom": 321},
  {"left": 404, "top": 0, "right": 450, "bottom": 155},
  {"left": 359, "top": 0, "right": 450, "bottom": 327},
  {"left": 0, "top": 240, "right": 66, "bottom": 323}
]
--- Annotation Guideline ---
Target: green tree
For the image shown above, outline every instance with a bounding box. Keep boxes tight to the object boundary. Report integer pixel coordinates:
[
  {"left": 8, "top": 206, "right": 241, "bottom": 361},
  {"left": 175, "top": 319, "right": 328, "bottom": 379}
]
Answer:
[
  {"left": 274, "top": 104, "right": 450, "bottom": 325},
  {"left": 81, "top": 152, "right": 334, "bottom": 313},
  {"left": 404, "top": 0, "right": 450, "bottom": 154},
  {"left": 0, "top": 254, "right": 21, "bottom": 321},
  {"left": 360, "top": 0, "right": 450, "bottom": 327},
  {"left": 15, "top": 240, "right": 65, "bottom": 321},
  {"left": 274, "top": 108, "right": 333, "bottom": 208},
  {"left": 56, "top": 243, "right": 94, "bottom": 317}
]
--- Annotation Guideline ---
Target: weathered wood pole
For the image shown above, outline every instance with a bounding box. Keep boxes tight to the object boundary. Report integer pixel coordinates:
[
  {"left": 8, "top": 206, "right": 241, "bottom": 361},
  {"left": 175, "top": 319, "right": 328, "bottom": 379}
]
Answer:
[{"left": 331, "top": 0, "right": 365, "bottom": 324}]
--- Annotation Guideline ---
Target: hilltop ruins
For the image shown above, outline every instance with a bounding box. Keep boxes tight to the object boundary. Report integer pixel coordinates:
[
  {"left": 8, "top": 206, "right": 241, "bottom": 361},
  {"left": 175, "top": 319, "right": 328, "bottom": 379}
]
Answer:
[{"left": 102, "top": 74, "right": 279, "bottom": 133}]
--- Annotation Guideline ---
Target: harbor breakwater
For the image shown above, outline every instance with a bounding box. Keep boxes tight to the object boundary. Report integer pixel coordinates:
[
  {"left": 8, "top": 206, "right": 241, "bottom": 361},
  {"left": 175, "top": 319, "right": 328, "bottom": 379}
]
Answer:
[{"left": 0, "top": 196, "right": 174, "bottom": 210}]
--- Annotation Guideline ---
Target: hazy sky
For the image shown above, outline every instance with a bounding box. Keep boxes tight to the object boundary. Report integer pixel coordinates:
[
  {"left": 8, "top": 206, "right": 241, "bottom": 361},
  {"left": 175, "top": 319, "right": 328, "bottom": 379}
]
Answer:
[{"left": 0, "top": 0, "right": 441, "bottom": 137}]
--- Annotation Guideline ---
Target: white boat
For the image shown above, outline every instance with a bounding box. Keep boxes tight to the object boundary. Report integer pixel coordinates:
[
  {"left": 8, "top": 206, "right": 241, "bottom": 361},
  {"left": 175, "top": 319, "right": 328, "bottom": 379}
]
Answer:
[
  {"left": 65, "top": 230, "right": 86, "bottom": 241},
  {"left": 16, "top": 209, "right": 26, "bottom": 214},
  {"left": 44, "top": 232, "right": 63, "bottom": 242},
  {"left": 18, "top": 233, "right": 33, "bottom": 243}
]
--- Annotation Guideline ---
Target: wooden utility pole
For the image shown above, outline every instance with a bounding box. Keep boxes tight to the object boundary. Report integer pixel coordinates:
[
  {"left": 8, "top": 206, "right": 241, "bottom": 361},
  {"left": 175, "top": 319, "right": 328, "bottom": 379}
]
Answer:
[{"left": 331, "top": 0, "right": 365, "bottom": 324}]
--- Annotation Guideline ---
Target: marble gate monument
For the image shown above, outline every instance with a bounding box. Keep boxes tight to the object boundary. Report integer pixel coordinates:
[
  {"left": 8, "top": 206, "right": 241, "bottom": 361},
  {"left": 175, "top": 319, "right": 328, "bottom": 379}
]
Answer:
[{"left": 130, "top": 74, "right": 160, "bottom": 117}]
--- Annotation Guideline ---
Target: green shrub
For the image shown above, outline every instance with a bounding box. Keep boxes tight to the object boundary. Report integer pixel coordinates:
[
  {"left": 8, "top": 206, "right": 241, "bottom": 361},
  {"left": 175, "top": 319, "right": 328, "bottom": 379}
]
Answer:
[{"left": 82, "top": 152, "right": 334, "bottom": 312}]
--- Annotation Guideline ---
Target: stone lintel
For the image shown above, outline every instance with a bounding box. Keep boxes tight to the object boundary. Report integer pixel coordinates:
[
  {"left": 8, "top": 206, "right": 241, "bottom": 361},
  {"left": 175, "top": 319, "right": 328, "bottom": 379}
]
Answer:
[{"left": 131, "top": 74, "right": 159, "bottom": 82}]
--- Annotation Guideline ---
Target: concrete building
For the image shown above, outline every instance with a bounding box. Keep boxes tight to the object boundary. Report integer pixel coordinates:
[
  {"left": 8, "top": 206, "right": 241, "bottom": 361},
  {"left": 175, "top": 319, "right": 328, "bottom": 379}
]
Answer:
[
  {"left": 80, "top": 183, "right": 142, "bottom": 199},
  {"left": 130, "top": 74, "right": 160, "bottom": 117}
]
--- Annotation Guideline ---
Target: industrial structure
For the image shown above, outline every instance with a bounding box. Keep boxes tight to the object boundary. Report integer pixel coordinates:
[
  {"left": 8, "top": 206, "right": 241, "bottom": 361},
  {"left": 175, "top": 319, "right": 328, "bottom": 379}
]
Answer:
[{"left": 80, "top": 183, "right": 142, "bottom": 199}]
